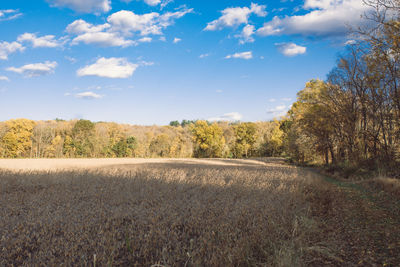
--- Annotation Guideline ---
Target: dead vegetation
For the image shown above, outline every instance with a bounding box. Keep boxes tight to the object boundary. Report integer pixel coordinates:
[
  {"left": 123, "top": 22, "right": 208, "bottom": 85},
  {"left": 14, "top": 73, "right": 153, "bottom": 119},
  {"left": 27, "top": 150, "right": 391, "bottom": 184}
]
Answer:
[{"left": 0, "top": 159, "right": 399, "bottom": 266}]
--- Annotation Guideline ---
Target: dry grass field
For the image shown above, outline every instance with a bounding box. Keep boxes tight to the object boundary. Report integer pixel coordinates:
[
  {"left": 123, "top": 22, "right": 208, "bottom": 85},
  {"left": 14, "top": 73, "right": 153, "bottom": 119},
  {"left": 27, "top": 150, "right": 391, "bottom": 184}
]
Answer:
[{"left": 0, "top": 158, "right": 399, "bottom": 266}]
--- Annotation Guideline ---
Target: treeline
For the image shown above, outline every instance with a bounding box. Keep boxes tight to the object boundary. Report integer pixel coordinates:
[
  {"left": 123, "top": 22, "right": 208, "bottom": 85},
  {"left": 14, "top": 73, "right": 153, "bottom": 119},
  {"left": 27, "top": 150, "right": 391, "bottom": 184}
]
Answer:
[
  {"left": 282, "top": 0, "right": 400, "bottom": 172},
  {"left": 0, "top": 119, "right": 284, "bottom": 159}
]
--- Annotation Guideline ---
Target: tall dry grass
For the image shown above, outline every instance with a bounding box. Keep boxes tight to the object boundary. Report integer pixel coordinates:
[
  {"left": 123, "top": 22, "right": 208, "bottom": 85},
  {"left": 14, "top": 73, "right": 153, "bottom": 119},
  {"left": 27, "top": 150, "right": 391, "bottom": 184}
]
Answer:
[{"left": 0, "top": 159, "right": 340, "bottom": 266}]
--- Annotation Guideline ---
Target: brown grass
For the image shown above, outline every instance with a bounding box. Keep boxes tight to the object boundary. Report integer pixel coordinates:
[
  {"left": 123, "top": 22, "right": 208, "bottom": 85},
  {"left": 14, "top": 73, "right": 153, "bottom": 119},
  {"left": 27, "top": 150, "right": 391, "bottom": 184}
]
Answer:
[{"left": 0, "top": 158, "right": 398, "bottom": 266}]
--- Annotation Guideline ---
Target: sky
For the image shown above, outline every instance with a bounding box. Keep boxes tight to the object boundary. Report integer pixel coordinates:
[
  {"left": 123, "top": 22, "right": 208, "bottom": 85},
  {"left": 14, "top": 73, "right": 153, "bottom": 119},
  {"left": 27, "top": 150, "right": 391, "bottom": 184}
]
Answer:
[{"left": 0, "top": 0, "right": 372, "bottom": 125}]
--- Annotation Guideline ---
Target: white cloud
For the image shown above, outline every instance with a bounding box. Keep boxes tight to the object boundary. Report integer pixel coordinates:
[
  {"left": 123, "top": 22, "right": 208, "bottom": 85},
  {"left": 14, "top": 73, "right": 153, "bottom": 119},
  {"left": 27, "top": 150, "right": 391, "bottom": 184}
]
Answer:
[
  {"left": 72, "top": 31, "right": 135, "bottom": 47},
  {"left": 138, "top": 37, "right": 152, "bottom": 43},
  {"left": 208, "top": 112, "right": 243, "bottom": 122},
  {"left": 0, "top": 9, "right": 22, "bottom": 21},
  {"left": 173, "top": 37, "right": 181, "bottom": 43},
  {"left": 276, "top": 43, "right": 306, "bottom": 56},
  {"left": 17, "top": 33, "right": 64, "bottom": 48},
  {"left": 225, "top": 51, "right": 253, "bottom": 60},
  {"left": 267, "top": 105, "right": 288, "bottom": 117},
  {"left": 0, "top": 76, "right": 9, "bottom": 81},
  {"left": 345, "top": 39, "right": 356, "bottom": 45},
  {"left": 66, "top": 19, "right": 110, "bottom": 34},
  {"left": 144, "top": 0, "right": 161, "bottom": 6},
  {"left": 6, "top": 61, "right": 57, "bottom": 77},
  {"left": 107, "top": 7, "right": 193, "bottom": 36},
  {"left": 46, "top": 0, "right": 111, "bottom": 14},
  {"left": 236, "top": 24, "right": 255, "bottom": 44},
  {"left": 123, "top": 0, "right": 173, "bottom": 8},
  {"left": 75, "top": 91, "right": 104, "bottom": 99},
  {"left": 205, "top": 3, "right": 266, "bottom": 31},
  {"left": 199, "top": 53, "right": 210, "bottom": 58},
  {"left": 66, "top": 7, "right": 192, "bottom": 47},
  {"left": 0, "top": 41, "right": 24, "bottom": 60},
  {"left": 138, "top": 60, "right": 154, "bottom": 66},
  {"left": 65, "top": 56, "right": 77, "bottom": 63},
  {"left": 77, "top": 57, "right": 138, "bottom": 78},
  {"left": 257, "top": 0, "right": 372, "bottom": 37},
  {"left": 66, "top": 19, "right": 134, "bottom": 47}
]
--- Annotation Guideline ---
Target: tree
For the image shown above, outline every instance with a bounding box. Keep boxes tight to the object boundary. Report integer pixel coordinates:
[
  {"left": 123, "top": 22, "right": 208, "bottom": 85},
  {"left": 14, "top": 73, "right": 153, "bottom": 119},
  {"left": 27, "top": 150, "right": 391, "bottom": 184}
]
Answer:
[
  {"left": 232, "top": 122, "right": 258, "bottom": 158},
  {"left": 191, "top": 120, "right": 225, "bottom": 158},
  {"left": 169, "top": 121, "right": 180, "bottom": 127},
  {"left": 72, "top": 120, "right": 95, "bottom": 157},
  {"left": 1, "top": 119, "right": 36, "bottom": 158},
  {"left": 149, "top": 134, "right": 170, "bottom": 157}
]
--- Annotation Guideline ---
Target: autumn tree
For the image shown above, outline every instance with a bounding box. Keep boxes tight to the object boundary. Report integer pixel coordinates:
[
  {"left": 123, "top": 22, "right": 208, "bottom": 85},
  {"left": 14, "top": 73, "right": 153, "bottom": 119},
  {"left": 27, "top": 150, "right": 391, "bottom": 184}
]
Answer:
[
  {"left": 191, "top": 120, "right": 225, "bottom": 158},
  {"left": 232, "top": 122, "right": 258, "bottom": 158},
  {"left": 1, "top": 119, "right": 36, "bottom": 158}
]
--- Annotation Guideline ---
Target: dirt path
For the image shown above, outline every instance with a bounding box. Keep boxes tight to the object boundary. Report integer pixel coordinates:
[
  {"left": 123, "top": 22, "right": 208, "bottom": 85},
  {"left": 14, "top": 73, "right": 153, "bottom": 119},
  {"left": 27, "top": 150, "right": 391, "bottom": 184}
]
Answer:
[{"left": 315, "top": 175, "right": 400, "bottom": 266}]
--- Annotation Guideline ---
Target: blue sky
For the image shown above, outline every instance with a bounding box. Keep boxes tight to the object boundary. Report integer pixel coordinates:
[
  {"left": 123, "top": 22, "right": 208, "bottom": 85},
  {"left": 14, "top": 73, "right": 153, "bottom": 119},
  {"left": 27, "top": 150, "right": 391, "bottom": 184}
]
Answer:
[{"left": 0, "top": 0, "right": 370, "bottom": 125}]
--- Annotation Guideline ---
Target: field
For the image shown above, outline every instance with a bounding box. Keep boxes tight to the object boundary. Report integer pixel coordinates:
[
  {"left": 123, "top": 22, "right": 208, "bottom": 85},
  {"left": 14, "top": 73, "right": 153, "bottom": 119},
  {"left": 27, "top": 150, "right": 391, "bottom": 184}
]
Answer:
[{"left": 1, "top": 158, "right": 399, "bottom": 266}]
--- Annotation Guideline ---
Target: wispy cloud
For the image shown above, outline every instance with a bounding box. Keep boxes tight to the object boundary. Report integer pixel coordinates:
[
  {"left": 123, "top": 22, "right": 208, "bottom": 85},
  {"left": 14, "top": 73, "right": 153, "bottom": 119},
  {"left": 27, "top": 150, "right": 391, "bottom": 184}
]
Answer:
[
  {"left": 75, "top": 91, "right": 104, "bottom": 99},
  {"left": 0, "top": 9, "right": 22, "bottom": 21},
  {"left": 46, "top": 0, "right": 111, "bottom": 14},
  {"left": 225, "top": 51, "right": 253, "bottom": 60},
  {"left": 6, "top": 61, "right": 57, "bottom": 77},
  {"left": 257, "top": 0, "right": 372, "bottom": 38},
  {"left": 18, "top": 33, "right": 65, "bottom": 48},
  {"left": 0, "top": 75, "right": 9, "bottom": 81},
  {"left": 0, "top": 41, "right": 25, "bottom": 60},
  {"left": 208, "top": 112, "right": 243, "bottom": 122}
]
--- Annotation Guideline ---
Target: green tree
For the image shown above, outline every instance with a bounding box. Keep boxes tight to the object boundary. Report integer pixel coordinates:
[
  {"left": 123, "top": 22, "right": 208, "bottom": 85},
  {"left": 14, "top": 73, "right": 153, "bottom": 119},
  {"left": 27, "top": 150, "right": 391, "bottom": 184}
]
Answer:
[{"left": 72, "top": 120, "right": 95, "bottom": 157}]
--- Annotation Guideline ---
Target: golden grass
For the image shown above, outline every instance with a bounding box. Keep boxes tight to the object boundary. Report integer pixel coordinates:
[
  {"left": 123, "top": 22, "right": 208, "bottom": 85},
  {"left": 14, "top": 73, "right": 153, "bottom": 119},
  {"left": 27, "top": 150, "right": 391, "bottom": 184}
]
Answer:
[{"left": 0, "top": 158, "right": 375, "bottom": 266}]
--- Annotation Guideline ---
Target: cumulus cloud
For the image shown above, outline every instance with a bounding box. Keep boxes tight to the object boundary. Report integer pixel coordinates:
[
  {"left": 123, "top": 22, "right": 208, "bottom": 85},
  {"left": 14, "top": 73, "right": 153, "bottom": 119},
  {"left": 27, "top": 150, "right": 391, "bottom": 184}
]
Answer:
[
  {"left": 235, "top": 24, "right": 255, "bottom": 44},
  {"left": 75, "top": 91, "right": 104, "bottom": 99},
  {"left": 257, "top": 0, "right": 372, "bottom": 38},
  {"left": 46, "top": 0, "right": 111, "bottom": 14},
  {"left": 275, "top": 43, "right": 306, "bottom": 56},
  {"left": 17, "top": 33, "right": 64, "bottom": 48},
  {"left": 66, "top": 19, "right": 134, "bottom": 47},
  {"left": 77, "top": 57, "right": 138, "bottom": 78},
  {"left": 6, "top": 61, "right": 57, "bottom": 77},
  {"left": 225, "top": 51, "right": 253, "bottom": 60},
  {"left": 0, "top": 76, "right": 9, "bottom": 81},
  {"left": 107, "top": 7, "right": 193, "bottom": 36},
  {"left": 66, "top": 19, "right": 110, "bottom": 34},
  {"left": 65, "top": 7, "right": 192, "bottom": 47},
  {"left": 205, "top": 3, "right": 267, "bottom": 31},
  {"left": 0, "top": 41, "right": 24, "bottom": 60},
  {"left": 208, "top": 112, "right": 243, "bottom": 122},
  {"left": 72, "top": 31, "right": 134, "bottom": 47},
  {"left": 0, "top": 9, "right": 22, "bottom": 21}
]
